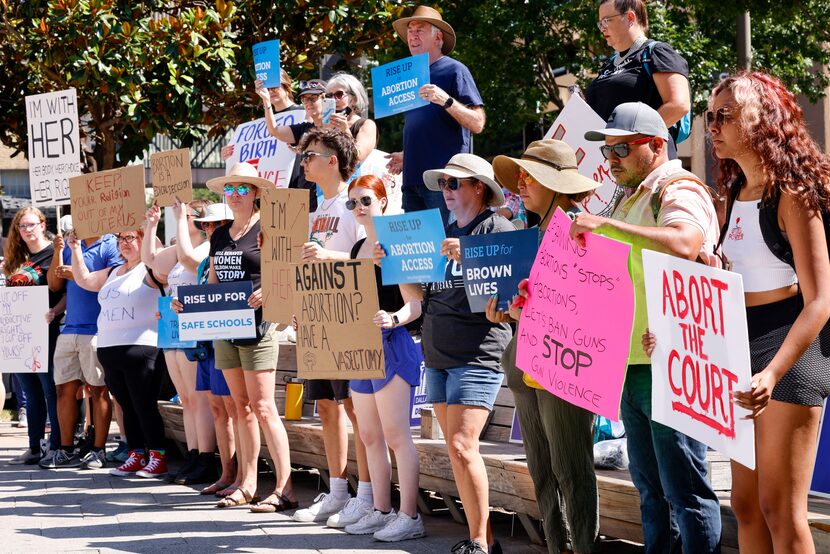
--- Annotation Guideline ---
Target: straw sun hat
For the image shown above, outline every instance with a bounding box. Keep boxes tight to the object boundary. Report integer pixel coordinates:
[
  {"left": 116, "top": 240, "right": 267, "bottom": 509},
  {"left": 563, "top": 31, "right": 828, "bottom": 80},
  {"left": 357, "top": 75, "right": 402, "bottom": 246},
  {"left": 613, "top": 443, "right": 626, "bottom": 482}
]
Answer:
[
  {"left": 205, "top": 162, "right": 273, "bottom": 195},
  {"left": 393, "top": 5, "right": 456, "bottom": 56},
  {"left": 423, "top": 153, "right": 505, "bottom": 208},
  {"left": 493, "top": 140, "right": 600, "bottom": 196}
]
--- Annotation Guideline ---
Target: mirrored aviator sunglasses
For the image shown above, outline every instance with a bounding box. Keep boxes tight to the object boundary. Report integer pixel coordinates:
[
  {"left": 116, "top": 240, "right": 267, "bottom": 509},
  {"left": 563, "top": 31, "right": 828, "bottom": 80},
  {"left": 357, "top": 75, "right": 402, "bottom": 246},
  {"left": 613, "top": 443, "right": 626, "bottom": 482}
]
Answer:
[
  {"left": 223, "top": 184, "right": 251, "bottom": 197},
  {"left": 345, "top": 196, "right": 373, "bottom": 211}
]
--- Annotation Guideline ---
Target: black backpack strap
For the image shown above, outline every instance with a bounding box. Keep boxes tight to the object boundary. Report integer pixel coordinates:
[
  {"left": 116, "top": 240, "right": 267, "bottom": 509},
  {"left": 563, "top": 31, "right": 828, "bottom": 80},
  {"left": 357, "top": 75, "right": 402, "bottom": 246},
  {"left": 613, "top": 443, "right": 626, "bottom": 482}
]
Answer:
[
  {"left": 147, "top": 267, "right": 167, "bottom": 296},
  {"left": 758, "top": 196, "right": 796, "bottom": 269}
]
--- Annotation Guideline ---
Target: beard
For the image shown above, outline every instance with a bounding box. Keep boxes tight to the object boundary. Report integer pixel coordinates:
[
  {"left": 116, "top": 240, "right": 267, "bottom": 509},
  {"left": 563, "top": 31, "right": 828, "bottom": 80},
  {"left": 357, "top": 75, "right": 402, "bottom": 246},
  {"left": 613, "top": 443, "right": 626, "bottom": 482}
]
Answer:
[{"left": 612, "top": 155, "right": 653, "bottom": 189}]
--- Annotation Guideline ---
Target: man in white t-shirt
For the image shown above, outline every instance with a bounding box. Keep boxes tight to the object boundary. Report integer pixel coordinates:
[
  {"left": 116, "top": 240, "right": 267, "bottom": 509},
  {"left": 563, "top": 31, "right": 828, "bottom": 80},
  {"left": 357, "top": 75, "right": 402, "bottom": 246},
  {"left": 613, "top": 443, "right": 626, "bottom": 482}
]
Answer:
[{"left": 291, "top": 128, "right": 372, "bottom": 528}]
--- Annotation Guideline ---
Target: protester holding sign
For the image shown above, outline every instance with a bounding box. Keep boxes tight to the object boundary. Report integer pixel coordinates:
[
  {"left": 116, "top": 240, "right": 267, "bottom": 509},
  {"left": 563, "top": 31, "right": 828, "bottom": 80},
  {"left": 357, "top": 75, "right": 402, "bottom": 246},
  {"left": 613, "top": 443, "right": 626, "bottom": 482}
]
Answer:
[
  {"left": 4, "top": 207, "right": 65, "bottom": 465},
  {"left": 584, "top": 0, "right": 691, "bottom": 156},
  {"left": 571, "top": 102, "right": 721, "bottom": 553},
  {"left": 386, "top": 6, "right": 485, "bottom": 225},
  {"left": 710, "top": 71, "right": 830, "bottom": 553},
  {"left": 68, "top": 228, "right": 168, "bottom": 477},
  {"left": 339, "top": 175, "right": 425, "bottom": 541},
  {"left": 141, "top": 199, "right": 219, "bottom": 486},
  {"left": 201, "top": 162, "right": 296, "bottom": 511},
  {"left": 486, "top": 140, "right": 602, "bottom": 554},
  {"left": 378, "top": 153, "right": 512, "bottom": 554}
]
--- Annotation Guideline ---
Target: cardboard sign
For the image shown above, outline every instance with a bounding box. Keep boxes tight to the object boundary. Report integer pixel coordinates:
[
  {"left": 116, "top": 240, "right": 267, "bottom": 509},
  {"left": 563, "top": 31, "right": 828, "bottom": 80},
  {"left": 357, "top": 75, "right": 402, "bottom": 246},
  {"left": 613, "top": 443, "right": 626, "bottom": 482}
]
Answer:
[
  {"left": 226, "top": 108, "right": 304, "bottom": 188},
  {"left": 0, "top": 287, "right": 49, "bottom": 373},
  {"left": 69, "top": 165, "right": 146, "bottom": 240},
  {"left": 178, "top": 281, "right": 256, "bottom": 341},
  {"left": 460, "top": 228, "right": 538, "bottom": 312},
  {"left": 544, "top": 95, "right": 622, "bottom": 217},
  {"left": 509, "top": 410, "right": 523, "bottom": 444},
  {"left": 26, "top": 88, "right": 81, "bottom": 207},
  {"left": 371, "top": 53, "right": 430, "bottom": 118},
  {"left": 294, "top": 259, "right": 385, "bottom": 380},
  {"left": 374, "top": 209, "right": 446, "bottom": 284},
  {"left": 261, "top": 188, "right": 309, "bottom": 325},
  {"left": 409, "top": 336, "right": 431, "bottom": 427},
  {"left": 515, "top": 209, "right": 634, "bottom": 421},
  {"left": 810, "top": 402, "right": 830, "bottom": 497},
  {"left": 157, "top": 297, "right": 197, "bottom": 349},
  {"left": 150, "top": 148, "right": 192, "bottom": 206},
  {"left": 643, "top": 250, "right": 755, "bottom": 469},
  {"left": 253, "top": 39, "right": 281, "bottom": 89}
]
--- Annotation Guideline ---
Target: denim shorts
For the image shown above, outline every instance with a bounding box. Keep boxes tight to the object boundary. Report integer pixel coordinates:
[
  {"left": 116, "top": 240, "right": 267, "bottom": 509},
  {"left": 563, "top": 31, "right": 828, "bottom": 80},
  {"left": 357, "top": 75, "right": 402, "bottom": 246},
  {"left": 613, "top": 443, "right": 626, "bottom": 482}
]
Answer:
[{"left": 425, "top": 365, "right": 504, "bottom": 411}]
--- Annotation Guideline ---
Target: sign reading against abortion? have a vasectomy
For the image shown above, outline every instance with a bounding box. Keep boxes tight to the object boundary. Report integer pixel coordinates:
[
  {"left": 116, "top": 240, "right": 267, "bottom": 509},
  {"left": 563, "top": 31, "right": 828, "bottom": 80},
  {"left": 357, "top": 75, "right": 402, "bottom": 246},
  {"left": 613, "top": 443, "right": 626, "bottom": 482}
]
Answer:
[{"left": 177, "top": 281, "right": 256, "bottom": 341}]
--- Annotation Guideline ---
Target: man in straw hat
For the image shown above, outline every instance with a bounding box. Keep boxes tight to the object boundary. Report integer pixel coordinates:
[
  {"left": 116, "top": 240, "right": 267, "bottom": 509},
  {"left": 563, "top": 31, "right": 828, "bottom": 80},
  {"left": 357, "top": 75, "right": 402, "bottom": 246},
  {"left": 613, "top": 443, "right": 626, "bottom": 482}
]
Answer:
[
  {"left": 570, "top": 102, "right": 722, "bottom": 553},
  {"left": 490, "top": 139, "right": 602, "bottom": 553},
  {"left": 386, "top": 5, "right": 485, "bottom": 225}
]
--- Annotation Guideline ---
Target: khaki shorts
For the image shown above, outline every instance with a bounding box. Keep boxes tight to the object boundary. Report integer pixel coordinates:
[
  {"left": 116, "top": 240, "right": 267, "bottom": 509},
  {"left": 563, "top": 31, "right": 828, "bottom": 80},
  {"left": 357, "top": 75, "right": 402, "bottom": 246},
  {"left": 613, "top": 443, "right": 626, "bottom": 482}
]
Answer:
[
  {"left": 54, "top": 333, "right": 106, "bottom": 387},
  {"left": 214, "top": 325, "right": 279, "bottom": 371}
]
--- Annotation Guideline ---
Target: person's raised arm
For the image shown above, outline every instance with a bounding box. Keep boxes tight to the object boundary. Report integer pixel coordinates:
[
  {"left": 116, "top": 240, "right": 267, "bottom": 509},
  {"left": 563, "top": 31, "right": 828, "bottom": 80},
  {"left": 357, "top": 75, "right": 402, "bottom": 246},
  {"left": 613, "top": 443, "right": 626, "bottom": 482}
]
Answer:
[
  {"left": 653, "top": 73, "right": 691, "bottom": 128},
  {"left": 172, "top": 200, "right": 209, "bottom": 274},
  {"left": 255, "top": 79, "right": 298, "bottom": 143},
  {"left": 47, "top": 234, "right": 66, "bottom": 292},
  {"left": 68, "top": 232, "right": 111, "bottom": 292},
  {"left": 353, "top": 119, "right": 378, "bottom": 164},
  {"left": 141, "top": 205, "right": 178, "bottom": 274}
]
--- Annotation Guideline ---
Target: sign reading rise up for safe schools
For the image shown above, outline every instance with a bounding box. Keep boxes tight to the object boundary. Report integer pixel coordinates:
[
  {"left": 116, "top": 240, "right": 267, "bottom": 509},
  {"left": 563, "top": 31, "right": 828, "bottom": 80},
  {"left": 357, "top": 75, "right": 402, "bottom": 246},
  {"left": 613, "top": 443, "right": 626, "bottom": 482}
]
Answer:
[
  {"left": 371, "top": 53, "right": 430, "bottom": 118},
  {"left": 178, "top": 281, "right": 257, "bottom": 341}
]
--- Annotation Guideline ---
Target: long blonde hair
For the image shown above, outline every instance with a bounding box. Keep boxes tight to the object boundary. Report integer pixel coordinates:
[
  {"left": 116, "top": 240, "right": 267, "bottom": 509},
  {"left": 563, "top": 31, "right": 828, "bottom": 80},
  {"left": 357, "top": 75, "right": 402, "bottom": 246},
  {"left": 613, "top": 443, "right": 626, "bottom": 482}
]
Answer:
[{"left": 3, "top": 207, "right": 47, "bottom": 276}]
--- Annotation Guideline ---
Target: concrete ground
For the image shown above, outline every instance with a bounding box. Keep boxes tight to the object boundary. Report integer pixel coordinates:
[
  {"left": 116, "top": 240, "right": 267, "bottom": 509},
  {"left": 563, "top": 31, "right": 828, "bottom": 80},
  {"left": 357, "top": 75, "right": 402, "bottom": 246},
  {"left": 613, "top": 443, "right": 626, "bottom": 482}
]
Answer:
[{"left": 0, "top": 421, "right": 642, "bottom": 553}]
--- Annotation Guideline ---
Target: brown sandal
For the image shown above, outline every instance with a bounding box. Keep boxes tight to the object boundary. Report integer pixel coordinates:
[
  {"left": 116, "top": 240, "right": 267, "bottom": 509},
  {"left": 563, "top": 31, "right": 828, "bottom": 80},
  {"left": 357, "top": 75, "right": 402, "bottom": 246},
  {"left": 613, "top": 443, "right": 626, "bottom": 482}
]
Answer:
[
  {"left": 250, "top": 492, "right": 299, "bottom": 513},
  {"left": 215, "top": 488, "right": 254, "bottom": 508}
]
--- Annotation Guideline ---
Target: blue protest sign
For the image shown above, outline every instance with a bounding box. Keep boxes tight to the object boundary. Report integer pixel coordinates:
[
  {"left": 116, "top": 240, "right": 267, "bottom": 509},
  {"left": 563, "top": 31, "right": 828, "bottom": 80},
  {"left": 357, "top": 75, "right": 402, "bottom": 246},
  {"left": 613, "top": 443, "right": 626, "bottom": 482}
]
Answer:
[
  {"left": 157, "top": 297, "right": 197, "bottom": 349},
  {"left": 178, "top": 281, "right": 256, "bottom": 341},
  {"left": 371, "top": 53, "right": 430, "bottom": 119},
  {"left": 460, "top": 227, "right": 538, "bottom": 312},
  {"left": 409, "top": 336, "right": 430, "bottom": 427},
  {"left": 374, "top": 208, "right": 446, "bottom": 284},
  {"left": 253, "top": 40, "right": 281, "bottom": 89},
  {"left": 810, "top": 402, "right": 829, "bottom": 497}
]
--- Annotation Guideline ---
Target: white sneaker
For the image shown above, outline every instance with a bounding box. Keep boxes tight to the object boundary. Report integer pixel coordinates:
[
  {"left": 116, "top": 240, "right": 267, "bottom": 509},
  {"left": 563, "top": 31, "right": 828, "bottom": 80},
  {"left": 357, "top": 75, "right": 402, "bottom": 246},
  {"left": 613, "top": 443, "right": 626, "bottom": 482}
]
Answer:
[
  {"left": 373, "top": 512, "right": 426, "bottom": 542},
  {"left": 326, "top": 497, "right": 373, "bottom": 528},
  {"left": 345, "top": 509, "right": 396, "bottom": 535},
  {"left": 292, "top": 493, "right": 349, "bottom": 523}
]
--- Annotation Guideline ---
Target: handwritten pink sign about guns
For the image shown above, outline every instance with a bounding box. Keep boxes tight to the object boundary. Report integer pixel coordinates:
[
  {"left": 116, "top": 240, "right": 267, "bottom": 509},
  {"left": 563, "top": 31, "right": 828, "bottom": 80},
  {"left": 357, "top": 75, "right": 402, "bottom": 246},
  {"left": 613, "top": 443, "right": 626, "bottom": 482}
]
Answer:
[{"left": 516, "top": 209, "right": 634, "bottom": 420}]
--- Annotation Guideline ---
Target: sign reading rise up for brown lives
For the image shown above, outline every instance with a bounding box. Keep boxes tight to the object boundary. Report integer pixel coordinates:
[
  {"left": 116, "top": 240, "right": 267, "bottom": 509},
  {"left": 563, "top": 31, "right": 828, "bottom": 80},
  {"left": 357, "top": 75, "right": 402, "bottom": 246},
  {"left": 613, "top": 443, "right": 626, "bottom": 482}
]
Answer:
[
  {"left": 150, "top": 148, "right": 192, "bottom": 206},
  {"left": 261, "top": 187, "right": 309, "bottom": 325},
  {"left": 69, "top": 165, "right": 146, "bottom": 240},
  {"left": 294, "top": 259, "right": 386, "bottom": 380}
]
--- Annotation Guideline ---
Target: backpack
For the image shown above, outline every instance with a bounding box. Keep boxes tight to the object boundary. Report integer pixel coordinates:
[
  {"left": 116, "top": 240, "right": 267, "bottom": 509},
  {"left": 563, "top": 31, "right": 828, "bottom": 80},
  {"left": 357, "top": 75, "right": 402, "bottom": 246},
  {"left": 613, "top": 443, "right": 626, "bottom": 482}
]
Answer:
[{"left": 639, "top": 40, "right": 693, "bottom": 144}]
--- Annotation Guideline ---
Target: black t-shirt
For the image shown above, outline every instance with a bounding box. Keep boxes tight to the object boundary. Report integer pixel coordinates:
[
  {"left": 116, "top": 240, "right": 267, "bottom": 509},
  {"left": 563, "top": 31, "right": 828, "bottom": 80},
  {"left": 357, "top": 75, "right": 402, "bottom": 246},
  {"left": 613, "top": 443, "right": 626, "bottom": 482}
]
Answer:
[
  {"left": 275, "top": 104, "right": 317, "bottom": 212},
  {"left": 287, "top": 121, "right": 318, "bottom": 213},
  {"left": 421, "top": 211, "right": 514, "bottom": 372},
  {"left": 6, "top": 244, "right": 64, "bottom": 334},
  {"left": 350, "top": 238, "right": 404, "bottom": 313},
  {"left": 210, "top": 220, "right": 263, "bottom": 323},
  {"left": 584, "top": 40, "right": 689, "bottom": 121}
]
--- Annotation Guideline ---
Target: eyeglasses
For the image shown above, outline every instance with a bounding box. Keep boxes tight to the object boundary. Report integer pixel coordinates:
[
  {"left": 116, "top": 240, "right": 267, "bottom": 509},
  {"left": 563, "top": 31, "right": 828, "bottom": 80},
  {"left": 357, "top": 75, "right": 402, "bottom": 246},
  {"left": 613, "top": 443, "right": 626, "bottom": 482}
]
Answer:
[
  {"left": 186, "top": 211, "right": 200, "bottom": 218},
  {"left": 17, "top": 222, "right": 41, "bottom": 231},
  {"left": 597, "top": 13, "right": 624, "bottom": 30},
  {"left": 345, "top": 196, "right": 374, "bottom": 211},
  {"left": 300, "top": 150, "right": 330, "bottom": 163},
  {"left": 437, "top": 176, "right": 475, "bottom": 191},
  {"left": 325, "top": 90, "right": 349, "bottom": 100},
  {"left": 116, "top": 235, "right": 138, "bottom": 244},
  {"left": 600, "top": 136, "right": 655, "bottom": 160},
  {"left": 705, "top": 106, "right": 735, "bottom": 128},
  {"left": 223, "top": 184, "right": 251, "bottom": 197},
  {"left": 300, "top": 94, "right": 322, "bottom": 104}
]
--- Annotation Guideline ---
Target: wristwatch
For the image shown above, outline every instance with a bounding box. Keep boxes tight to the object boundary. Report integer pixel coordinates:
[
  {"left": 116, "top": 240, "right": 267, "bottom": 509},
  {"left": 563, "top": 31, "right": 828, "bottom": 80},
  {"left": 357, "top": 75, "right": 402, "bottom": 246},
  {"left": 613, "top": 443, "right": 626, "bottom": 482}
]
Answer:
[
  {"left": 443, "top": 97, "right": 454, "bottom": 110},
  {"left": 391, "top": 314, "right": 400, "bottom": 327}
]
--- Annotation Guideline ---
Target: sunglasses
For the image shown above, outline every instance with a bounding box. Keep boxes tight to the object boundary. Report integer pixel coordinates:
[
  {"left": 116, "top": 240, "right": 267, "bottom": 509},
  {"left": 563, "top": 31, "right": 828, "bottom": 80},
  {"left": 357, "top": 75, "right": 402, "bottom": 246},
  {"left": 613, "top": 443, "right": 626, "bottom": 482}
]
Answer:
[
  {"left": 223, "top": 184, "right": 251, "bottom": 197},
  {"left": 600, "top": 136, "right": 655, "bottom": 160},
  {"left": 325, "top": 90, "right": 349, "bottom": 100},
  {"left": 705, "top": 107, "right": 735, "bottom": 128},
  {"left": 437, "top": 177, "right": 475, "bottom": 191},
  {"left": 300, "top": 150, "right": 330, "bottom": 163},
  {"left": 116, "top": 235, "right": 138, "bottom": 244},
  {"left": 345, "top": 196, "right": 374, "bottom": 211},
  {"left": 196, "top": 219, "right": 230, "bottom": 231}
]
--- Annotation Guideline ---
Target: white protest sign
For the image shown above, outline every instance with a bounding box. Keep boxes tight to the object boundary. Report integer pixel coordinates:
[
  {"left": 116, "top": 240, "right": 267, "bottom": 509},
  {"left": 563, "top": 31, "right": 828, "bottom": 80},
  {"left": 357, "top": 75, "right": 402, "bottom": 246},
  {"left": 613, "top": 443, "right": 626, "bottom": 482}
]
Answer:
[
  {"left": 226, "top": 108, "right": 305, "bottom": 188},
  {"left": 0, "top": 287, "right": 49, "bottom": 373},
  {"left": 544, "top": 95, "right": 621, "bottom": 217},
  {"left": 26, "top": 89, "right": 81, "bottom": 207},
  {"left": 357, "top": 149, "right": 403, "bottom": 215},
  {"left": 643, "top": 250, "right": 755, "bottom": 469}
]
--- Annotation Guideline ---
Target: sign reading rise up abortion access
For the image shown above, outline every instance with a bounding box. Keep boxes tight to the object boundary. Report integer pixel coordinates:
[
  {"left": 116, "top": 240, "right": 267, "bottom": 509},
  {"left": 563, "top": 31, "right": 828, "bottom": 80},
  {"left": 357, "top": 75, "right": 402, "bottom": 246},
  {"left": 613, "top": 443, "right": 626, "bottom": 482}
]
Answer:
[
  {"left": 515, "top": 209, "right": 634, "bottom": 421},
  {"left": 371, "top": 53, "right": 430, "bottom": 118}
]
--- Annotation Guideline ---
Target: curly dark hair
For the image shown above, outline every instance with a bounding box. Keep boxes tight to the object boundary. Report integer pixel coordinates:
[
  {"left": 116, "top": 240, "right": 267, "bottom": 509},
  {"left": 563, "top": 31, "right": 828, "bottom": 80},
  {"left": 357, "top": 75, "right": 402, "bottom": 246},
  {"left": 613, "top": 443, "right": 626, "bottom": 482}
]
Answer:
[
  {"left": 298, "top": 128, "right": 358, "bottom": 181},
  {"left": 710, "top": 70, "right": 830, "bottom": 212}
]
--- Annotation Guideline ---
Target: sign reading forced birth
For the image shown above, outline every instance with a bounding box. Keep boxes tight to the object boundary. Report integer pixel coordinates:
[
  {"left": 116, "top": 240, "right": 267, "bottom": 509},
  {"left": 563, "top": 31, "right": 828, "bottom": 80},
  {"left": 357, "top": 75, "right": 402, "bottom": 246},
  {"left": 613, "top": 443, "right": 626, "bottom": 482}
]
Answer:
[
  {"left": 69, "top": 165, "right": 147, "bottom": 240},
  {"left": 26, "top": 88, "right": 81, "bottom": 207},
  {"left": 515, "top": 209, "right": 634, "bottom": 421},
  {"left": 0, "top": 287, "right": 49, "bottom": 373},
  {"left": 643, "top": 249, "right": 755, "bottom": 469},
  {"left": 374, "top": 209, "right": 446, "bottom": 284},
  {"left": 261, "top": 188, "right": 309, "bottom": 325},
  {"left": 178, "top": 281, "right": 256, "bottom": 341},
  {"left": 150, "top": 148, "right": 192, "bottom": 206},
  {"left": 226, "top": 108, "right": 305, "bottom": 188},
  {"left": 371, "top": 53, "right": 430, "bottom": 118},
  {"left": 294, "top": 259, "right": 385, "bottom": 380}
]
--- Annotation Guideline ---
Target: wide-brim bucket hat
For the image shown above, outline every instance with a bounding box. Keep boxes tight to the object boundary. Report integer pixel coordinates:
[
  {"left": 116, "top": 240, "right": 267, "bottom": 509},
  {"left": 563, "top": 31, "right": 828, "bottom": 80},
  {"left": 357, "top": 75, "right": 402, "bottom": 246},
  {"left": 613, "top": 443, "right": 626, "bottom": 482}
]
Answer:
[
  {"left": 393, "top": 5, "right": 456, "bottom": 56},
  {"left": 423, "top": 153, "right": 505, "bottom": 208},
  {"left": 493, "top": 140, "right": 601, "bottom": 196},
  {"left": 206, "top": 162, "right": 274, "bottom": 195},
  {"left": 193, "top": 203, "right": 234, "bottom": 231}
]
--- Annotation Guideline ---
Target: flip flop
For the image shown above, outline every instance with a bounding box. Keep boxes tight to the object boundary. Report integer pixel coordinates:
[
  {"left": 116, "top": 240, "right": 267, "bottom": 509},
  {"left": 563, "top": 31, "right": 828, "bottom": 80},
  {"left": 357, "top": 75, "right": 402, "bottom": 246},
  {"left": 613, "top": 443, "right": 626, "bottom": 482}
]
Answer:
[
  {"left": 250, "top": 492, "right": 300, "bottom": 513},
  {"left": 215, "top": 488, "right": 254, "bottom": 508},
  {"left": 201, "top": 482, "right": 232, "bottom": 495}
]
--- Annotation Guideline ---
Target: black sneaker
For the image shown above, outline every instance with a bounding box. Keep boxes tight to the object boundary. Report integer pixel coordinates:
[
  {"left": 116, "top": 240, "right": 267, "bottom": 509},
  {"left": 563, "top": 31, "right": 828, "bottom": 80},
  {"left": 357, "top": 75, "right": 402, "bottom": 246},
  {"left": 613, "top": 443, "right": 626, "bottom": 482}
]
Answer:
[
  {"left": 167, "top": 448, "right": 198, "bottom": 483},
  {"left": 450, "top": 540, "right": 488, "bottom": 554},
  {"left": 176, "top": 452, "right": 218, "bottom": 485},
  {"left": 40, "top": 449, "right": 83, "bottom": 469}
]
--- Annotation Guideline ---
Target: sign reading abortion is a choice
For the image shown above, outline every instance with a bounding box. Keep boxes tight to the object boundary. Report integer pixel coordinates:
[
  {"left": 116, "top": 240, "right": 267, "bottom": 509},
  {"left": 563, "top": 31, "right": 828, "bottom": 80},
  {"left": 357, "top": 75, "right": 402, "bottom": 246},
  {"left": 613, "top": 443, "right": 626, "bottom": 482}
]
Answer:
[
  {"left": 26, "top": 88, "right": 81, "bottom": 207},
  {"left": 460, "top": 228, "right": 538, "bottom": 312},
  {"left": 178, "top": 281, "right": 256, "bottom": 341},
  {"left": 252, "top": 39, "right": 281, "bottom": 89},
  {"left": 294, "top": 260, "right": 385, "bottom": 381},
  {"left": 374, "top": 208, "right": 446, "bottom": 284},
  {"left": 371, "top": 53, "right": 430, "bottom": 119},
  {"left": 515, "top": 209, "right": 634, "bottom": 421},
  {"left": 150, "top": 148, "right": 192, "bottom": 206},
  {"left": 69, "top": 165, "right": 147, "bottom": 241},
  {"left": 226, "top": 108, "right": 304, "bottom": 188},
  {"left": 0, "top": 287, "right": 49, "bottom": 373},
  {"left": 643, "top": 250, "right": 755, "bottom": 469}
]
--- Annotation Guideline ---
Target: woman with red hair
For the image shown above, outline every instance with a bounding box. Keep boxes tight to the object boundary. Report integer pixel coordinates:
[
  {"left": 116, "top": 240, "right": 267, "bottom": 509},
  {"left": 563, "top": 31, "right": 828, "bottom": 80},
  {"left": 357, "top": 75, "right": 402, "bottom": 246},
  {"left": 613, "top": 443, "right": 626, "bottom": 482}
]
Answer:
[{"left": 711, "top": 71, "right": 830, "bottom": 553}]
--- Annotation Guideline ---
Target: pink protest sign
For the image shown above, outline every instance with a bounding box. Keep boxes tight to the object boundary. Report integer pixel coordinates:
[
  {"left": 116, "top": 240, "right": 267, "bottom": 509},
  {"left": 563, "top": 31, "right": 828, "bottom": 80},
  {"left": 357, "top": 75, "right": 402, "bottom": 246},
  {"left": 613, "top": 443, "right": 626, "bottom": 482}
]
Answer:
[{"left": 515, "top": 209, "right": 634, "bottom": 420}]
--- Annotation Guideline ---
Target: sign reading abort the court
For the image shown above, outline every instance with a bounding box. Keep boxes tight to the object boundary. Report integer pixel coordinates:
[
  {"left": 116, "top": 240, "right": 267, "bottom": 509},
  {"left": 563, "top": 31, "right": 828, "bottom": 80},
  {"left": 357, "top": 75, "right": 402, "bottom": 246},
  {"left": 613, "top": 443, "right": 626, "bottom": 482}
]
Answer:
[{"left": 178, "top": 281, "right": 257, "bottom": 341}]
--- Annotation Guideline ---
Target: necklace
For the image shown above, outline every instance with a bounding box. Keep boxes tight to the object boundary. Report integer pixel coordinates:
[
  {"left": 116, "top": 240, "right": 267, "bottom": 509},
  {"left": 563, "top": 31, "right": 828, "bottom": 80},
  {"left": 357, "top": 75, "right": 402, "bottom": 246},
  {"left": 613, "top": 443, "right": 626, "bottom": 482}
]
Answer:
[
  {"left": 319, "top": 191, "right": 343, "bottom": 212},
  {"left": 613, "top": 35, "right": 648, "bottom": 68}
]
